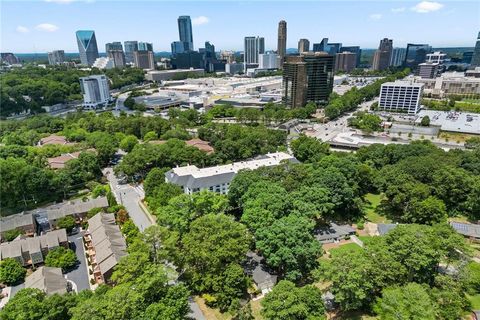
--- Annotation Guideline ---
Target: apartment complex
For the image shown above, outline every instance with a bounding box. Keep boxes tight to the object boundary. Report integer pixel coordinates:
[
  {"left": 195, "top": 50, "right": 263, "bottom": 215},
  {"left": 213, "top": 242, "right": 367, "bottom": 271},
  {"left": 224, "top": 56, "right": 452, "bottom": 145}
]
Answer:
[
  {"left": 25, "top": 267, "right": 67, "bottom": 296},
  {"left": 85, "top": 213, "right": 127, "bottom": 284},
  {"left": 79, "top": 75, "right": 111, "bottom": 108},
  {"left": 0, "top": 229, "right": 68, "bottom": 266},
  {"left": 282, "top": 52, "right": 334, "bottom": 108},
  {"left": 379, "top": 81, "right": 424, "bottom": 114},
  {"left": 165, "top": 152, "right": 298, "bottom": 195}
]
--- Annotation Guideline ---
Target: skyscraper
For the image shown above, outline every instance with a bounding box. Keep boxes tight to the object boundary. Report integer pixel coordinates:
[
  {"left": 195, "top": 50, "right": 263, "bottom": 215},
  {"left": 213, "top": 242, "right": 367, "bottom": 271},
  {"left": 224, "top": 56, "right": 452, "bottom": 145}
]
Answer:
[
  {"left": 79, "top": 75, "right": 110, "bottom": 108},
  {"left": 390, "top": 48, "right": 406, "bottom": 67},
  {"left": 76, "top": 30, "right": 99, "bottom": 66},
  {"left": 124, "top": 41, "right": 138, "bottom": 63},
  {"left": 404, "top": 43, "right": 431, "bottom": 69},
  {"left": 335, "top": 52, "right": 357, "bottom": 72},
  {"left": 283, "top": 52, "right": 334, "bottom": 108},
  {"left": 105, "top": 42, "right": 123, "bottom": 52},
  {"left": 372, "top": 38, "right": 393, "bottom": 71},
  {"left": 340, "top": 46, "right": 361, "bottom": 67},
  {"left": 107, "top": 50, "right": 125, "bottom": 68},
  {"left": 48, "top": 50, "right": 65, "bottom": 65},
  {"left": 138, "top": 42, "right": 153, "bottom": 51},
  {"left": 470, "top": 32, "right": 480, "bottom": 67},
  {"left": 244, "top": 36, "right": 265, "bottom": 64},
  {"left": 178, "top": 16, "right": 194, "bottom": 51},
  {"left": 277, "top": 20, "right": 287, "bottom": 68},
  {"left": 298, "top": 39, "right": 310, "bottom": 54}
]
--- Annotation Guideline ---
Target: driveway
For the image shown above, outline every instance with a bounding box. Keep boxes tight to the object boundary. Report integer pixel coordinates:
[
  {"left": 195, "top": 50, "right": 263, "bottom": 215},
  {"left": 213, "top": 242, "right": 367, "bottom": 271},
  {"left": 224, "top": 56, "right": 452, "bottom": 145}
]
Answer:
[
  {"left": 65, "top": 231, "right": 90, "bottom": 292},
  {"left": 104, "top": 168, "right": 153, "bottom": 232}
]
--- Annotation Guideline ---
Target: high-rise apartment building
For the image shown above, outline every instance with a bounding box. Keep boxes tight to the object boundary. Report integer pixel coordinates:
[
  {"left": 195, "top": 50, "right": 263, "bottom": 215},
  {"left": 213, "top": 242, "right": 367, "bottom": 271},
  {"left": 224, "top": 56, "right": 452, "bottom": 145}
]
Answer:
[
  {"left": 379, "top": 81, "right": 423, "bottom": 114},
  {"left": 105, "top": 42, "right": 123, "bottom": 52},
  {"left": 48, "top": 50, "right": 65, "bottom": 65},
  {"left": 471, "top": 32, "right": 480, "bottom": 67},
  {"left": 79, "top": 75, "right": 110, "bottom": 108},
  {"left": 277, "top": 20, "right": 287, "bottom": 68},
  {"left": 124, "top": 41, "right": 138, "bottom": 63},
  {"left": 107, "top": 50, "right": 126, "bottom": 68},
  {"left": 76, "top": 30, "right": 99, "bottom": 66},
  {"left": 340, "top": 46, "right": 361, "bottom": 67},
  {"left": 335, "top": 52, "right": 357, "bottom": 73},
  {"left": 390, "top": 48, "right": 406, "bottom": 67},
  {"left": 178, "top": 16, "right": 194, "bottom": 51},
  {"left": 372, "top": 38, "right": 393, "bottom": 71},
  {"left": 282, "top": 52, "right": 334, "bottom": 108},
  {"left": 133, "top": 50, "right": 155, "bottom": 70},
  {"left": 298, "top": 39, "right": 310, "bottom": 54},
  {"left": 259, "top": 53, "right": 279, "bottom": 69},
  {"left": 244, "top": 36, "right": 265, "bottom": 64},
  {"left": 404, "top": 44, "right": 431, "bottom": 69},
  {"left": 138, "top": 42, "right": 153, "bottom": 51}
]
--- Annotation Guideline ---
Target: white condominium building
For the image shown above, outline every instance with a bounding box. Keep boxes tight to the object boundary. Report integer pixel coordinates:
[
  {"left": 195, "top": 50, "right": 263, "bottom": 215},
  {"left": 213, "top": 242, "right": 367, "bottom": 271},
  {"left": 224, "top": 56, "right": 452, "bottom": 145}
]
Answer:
[
  {"left": 379, "top": 81, "right": 424, "bottom": 114},
  {"left": 79, "top": 75, "right": 111, "bottom": 108},
  {"left": 165, "top": 152, "right": 298, "bottom": 195}
]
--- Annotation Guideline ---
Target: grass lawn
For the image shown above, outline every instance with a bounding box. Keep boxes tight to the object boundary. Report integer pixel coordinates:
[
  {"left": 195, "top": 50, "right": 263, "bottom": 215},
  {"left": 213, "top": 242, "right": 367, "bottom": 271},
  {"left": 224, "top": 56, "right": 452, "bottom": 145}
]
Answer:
[
  {"left": 358, "top": 235, "right": 373, "bottom": 245},
  {"left": 363, "top": 193, "right": 390, "bottom": 224},
  {"left": 194, "top": 296, "right": 231, "bottom": 320},
  {"left": 468, "top": 294, "right": 480, "bottom": 310},
  {"left": 329, "top": 243, "right": 363, "bottom": 258},
  {"left": 250, "top": 299, "right": 263, "bottom": 320}
]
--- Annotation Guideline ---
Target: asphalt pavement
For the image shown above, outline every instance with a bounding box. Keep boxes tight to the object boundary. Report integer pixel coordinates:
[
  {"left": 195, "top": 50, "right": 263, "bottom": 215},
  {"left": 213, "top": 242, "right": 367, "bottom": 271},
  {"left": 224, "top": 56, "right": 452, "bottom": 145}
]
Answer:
[{"left": 65, "top": 231, "right": 90, "bottom": 292}]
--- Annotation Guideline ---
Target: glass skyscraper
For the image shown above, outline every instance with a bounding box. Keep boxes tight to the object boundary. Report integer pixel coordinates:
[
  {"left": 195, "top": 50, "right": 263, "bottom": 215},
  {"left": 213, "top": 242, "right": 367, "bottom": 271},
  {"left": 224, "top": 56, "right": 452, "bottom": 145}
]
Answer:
[
  {"left": 178, "top": 16, "right": 193, "bottom": 51},
  {"left": 471, "top": 32, "right": 480, "bottom": 67},
  {"left": 124, "top": 41, "right": 138, "bottom": 63},
  {"left": 76, "top": 30, "right": 99, "bottom": 66},
  {"left": 105, "top": 42, "right": 123, "bottom": 52},
  {"left": 404, "top": 44, "right": 431, "bottom": 69},
  {"left": 138, "top": 42, "right": 153, "bottom": 51}
]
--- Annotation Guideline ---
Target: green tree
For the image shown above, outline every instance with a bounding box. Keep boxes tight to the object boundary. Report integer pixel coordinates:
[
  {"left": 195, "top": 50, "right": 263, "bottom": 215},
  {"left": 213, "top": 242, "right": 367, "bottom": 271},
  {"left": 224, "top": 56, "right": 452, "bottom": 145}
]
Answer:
[
  {"left": 290, "top": 134, "right": 329, "bottom": 163},
  {"left": 44, "top": 247, "right": 77, "bottom": 270},
  {"left": 119, "top": 135, "right": 138, "bottom": 153},
  {"left": 405, "top": 196, "right": 447, "bottom": 225},
  {"left": 56, "top": 215, "right": 76, "bottom": 233},
  {"left": 3, "top": 228, "right": 24, "bottom": 242},
  {"left": 374, "top": 283, "right": 436, "bottom": 320},
  {"left": 0, "top": 258, "right": 26, "bottom": 285},
  {"left": 255, "top": 214, "right": 322, "bottom": 281},
  {"left": 261, "top": 280, "right": 325, "bottom": 320},
  {"left": 0, "top": 288, "right": 46, "bottom": 320},
  {"left": 431, "top": 275, "right": 470, "bottom": 320},
  {"left": 420, "top": 115, "right": 431, "bottom": 126}
]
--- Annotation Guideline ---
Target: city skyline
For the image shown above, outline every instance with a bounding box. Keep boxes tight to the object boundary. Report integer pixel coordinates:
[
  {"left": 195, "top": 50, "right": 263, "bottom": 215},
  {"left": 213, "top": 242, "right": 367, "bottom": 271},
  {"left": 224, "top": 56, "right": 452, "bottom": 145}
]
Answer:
[{"left": 1, "top": 1, "right": 479, "bottom": 53}]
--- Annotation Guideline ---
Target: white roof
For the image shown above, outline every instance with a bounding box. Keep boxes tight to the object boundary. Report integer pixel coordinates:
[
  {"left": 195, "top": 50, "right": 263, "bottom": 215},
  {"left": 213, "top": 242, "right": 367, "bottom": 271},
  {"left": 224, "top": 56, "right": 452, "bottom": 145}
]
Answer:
[{"left": 381, "top": 81, "right": 424, "bottom": 88}]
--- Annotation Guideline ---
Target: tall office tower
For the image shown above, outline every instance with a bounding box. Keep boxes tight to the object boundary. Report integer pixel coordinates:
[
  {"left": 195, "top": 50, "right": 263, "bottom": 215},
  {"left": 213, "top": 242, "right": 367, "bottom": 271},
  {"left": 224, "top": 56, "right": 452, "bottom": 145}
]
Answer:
[
  {"left": 79, "top": 75, "right": 110, "bottom": 108},
  {"left": 124, "top": 41, "right": 138, "bottom": 63},
  {"left": 171, "top": 41, "right": 186, "bottom": 55},
  {"left": 203, "top": 41, "right": 217, "bottom": 71},
  {"left": 76, "top": 30, "right": 99, "bottom": 66},
  {"left": 105, "top": 42, "right": 123, "bottom": 52},
  {"left": 282, "top": 52, "right": 334, "bottom": 108},
  {"left": 277, "top": 20, "right": 287, "bottom": 68},
  {"left": 379, "top": 81, "right": 424, "bottom": 114},
  {"left": 133, "top": 50, "right": 155, "bottom": 69},
  {"left": 340, "top": 46, "right": 361, "bottom": 67},
  {"left": 107, "top": 50, "right": 126, "bottom": 68},
  {"left": 298, "top": 39, "right": 310, "bottom": 53},
  {"left": 335, "top": 52, "right": 357, "bottom": 72},
  {"left": 220, "top": 51, "right": 235, "bottom": 64},
  {"left": 390, "top": 48, "right": 406, "bottom": 67},
  {"left": 372, "top": 38, "right": 393, "bottom": 71},
  {"left": 259, "top": 53, "right": 279, "bottom": 69},
  {"left": 470, "top": 32, "right": 480, "bottom": 67},
  {"left": 244, "top": 36, "right": 265, "bottom": 64},
  {"left": 47, "top": 50, "right": 65, "bottom": 65},
  {"left": 178, "top": 15, "right": 194, "bottom": 51},
  {"left": 404, "top": 43, "right": 431, "bottom": 69},
  {"left": 417, "top": 62, "right": 439, "bottom": 79},
  {"left": 138, "top": 42, "right": 153, "bottom": 51},
  {"left": 313, "top": 38, "right": 341, "bottom": 55},
  {"left": 0, "top": 53, "right": 19, "bottom": 64}
]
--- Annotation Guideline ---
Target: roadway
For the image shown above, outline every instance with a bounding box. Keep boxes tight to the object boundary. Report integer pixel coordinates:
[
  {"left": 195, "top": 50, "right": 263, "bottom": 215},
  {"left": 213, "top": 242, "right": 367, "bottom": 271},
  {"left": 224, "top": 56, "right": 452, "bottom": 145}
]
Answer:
[
  {"left": 65, "top": 231, "right": 90, "bottom": 292},
  {"left": 104, "top": 168, "right": 152, "bottom": 232}
]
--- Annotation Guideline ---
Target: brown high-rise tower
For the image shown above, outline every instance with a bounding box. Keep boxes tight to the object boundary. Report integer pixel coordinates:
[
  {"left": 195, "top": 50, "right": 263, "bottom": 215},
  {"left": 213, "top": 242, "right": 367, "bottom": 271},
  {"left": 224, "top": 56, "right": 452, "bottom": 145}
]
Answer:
[
  {"left": 277, "top": 20, "right": 287, "bottom": 69},
  {"left": 372, "top": 38, "right": 393, "bottom": 71}
]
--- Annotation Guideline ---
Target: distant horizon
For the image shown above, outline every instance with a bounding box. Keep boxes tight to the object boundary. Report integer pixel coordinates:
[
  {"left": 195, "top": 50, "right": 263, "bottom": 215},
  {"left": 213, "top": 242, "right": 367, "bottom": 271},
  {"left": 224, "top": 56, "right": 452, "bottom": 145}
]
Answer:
[{"left": 2, "top": 1, "right": 479, "bottom": 53}]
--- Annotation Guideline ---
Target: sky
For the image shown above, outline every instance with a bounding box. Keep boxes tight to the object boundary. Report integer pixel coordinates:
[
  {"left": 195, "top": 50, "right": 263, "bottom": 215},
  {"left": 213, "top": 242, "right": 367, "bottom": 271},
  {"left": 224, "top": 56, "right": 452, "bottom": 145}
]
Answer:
[{"left": 1, "top": 0, "right": 479, "bottom": 53}]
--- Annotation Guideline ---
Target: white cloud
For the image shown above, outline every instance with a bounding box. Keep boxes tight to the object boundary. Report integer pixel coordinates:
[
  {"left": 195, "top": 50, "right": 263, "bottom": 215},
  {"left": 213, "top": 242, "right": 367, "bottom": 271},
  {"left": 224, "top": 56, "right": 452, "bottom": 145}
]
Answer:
[
  {"left": 391, "top": 7, "right": 406, "bottom": 13},
  {"left": 192, "top": 16, "right": 209, "bottom": 26},
  {"left": 16, "top": 26, "right": 29, "bottom": 33},
  {"left": 411, "top": 1, "right": 444, "bottom": 13},
  {"left": 369, "top": 13, "right": 382, "bottom": 20},
  {"left": 35, "top": 23, "right": 59, "bottom": 32}
]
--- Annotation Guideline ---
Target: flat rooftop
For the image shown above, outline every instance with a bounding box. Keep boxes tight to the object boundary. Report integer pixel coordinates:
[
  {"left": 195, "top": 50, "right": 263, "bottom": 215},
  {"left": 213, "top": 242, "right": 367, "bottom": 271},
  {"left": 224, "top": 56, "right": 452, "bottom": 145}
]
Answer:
[{"left": 415, "top": 110, "right": 480, "bottom": 135}]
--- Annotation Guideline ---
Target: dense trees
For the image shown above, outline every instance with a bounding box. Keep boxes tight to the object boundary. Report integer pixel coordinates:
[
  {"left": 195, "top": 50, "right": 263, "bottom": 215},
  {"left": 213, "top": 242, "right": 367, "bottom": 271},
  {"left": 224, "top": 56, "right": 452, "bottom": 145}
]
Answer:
[
  {"left": 261, "top": 280, "right": 325, "bottom": 320},
  {"left": 57, "top": 216, "right": 76, "bottom": 233},
  {"left": 347, "top": 111, "right": 383, "bottom": 134},
  {"left": 44, "top": 247, "right": 78, "bottom": 270},
  {"left": 290, "top": 134, "right": 330, "bottom": 163},
  {"left": 0, "top": 258, "right": 26, "bottom": 285}
]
